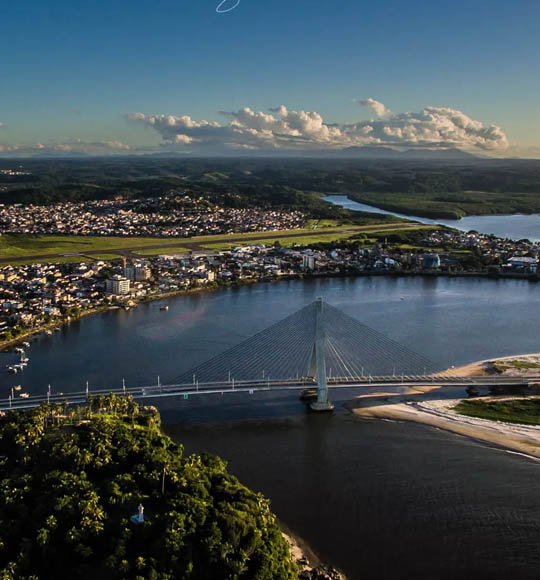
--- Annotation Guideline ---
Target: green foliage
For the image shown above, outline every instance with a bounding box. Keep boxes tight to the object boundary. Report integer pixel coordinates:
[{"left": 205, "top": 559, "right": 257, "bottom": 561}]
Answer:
[
  {"left": 0, "top": 398, "right": 297, "bottom": 579},
  {"left": 455, "top": 397, "right": 540, "bottom": 426},
  {"left": 348, "top": 189, "right": 540, "bottom": 219},
  {"left": 3, "top": 158, "right": 540, "bottom": 221}
]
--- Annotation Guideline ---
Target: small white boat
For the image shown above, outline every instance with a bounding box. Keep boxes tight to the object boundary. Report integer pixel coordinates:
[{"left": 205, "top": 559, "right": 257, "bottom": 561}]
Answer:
[
  {"left": 19, "top": 393, "right": 29, "bottom": 399},
  {"left": 14, "top": 347, "right": 24, "bottom": 354},
  {"left": 45, "top": 330, "right": 53, "bottom": 336},
  {"left": 160, "top": 305, "right": 169, "bottom": 311},
  {"left": 22, "top": 341, "right": 30, "bottom": 347},
  {"left": 7, "top": 367, "right": 17, "bottom": 374},
  {"left": 13, "top": 385, "right": 22, "bottom": 392}
]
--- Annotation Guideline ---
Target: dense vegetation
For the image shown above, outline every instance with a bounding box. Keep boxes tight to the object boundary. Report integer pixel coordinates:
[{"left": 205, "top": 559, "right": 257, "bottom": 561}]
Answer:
[
  {"left": 347, "top": 190, "right": 540, "bottom": 219},
  {"left": 455, "top": 397, "right": 540, "bottom": 425},
  {"left": 2, "top": 157, "right": 540, "bottom": 219},
  {"left": 0, "top": 397, "right": 297, "bottom": 579}
]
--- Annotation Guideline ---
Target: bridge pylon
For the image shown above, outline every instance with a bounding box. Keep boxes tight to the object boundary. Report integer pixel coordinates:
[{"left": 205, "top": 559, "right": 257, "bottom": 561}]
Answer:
[{"left": 309, "top": 298, "right": 334, "bottom": 412}]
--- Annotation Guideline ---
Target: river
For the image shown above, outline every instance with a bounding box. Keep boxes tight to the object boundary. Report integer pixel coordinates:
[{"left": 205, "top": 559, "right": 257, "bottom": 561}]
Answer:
[
  {"left": 3, "top": 277, "right": 540, "bottom": 579},
  {"left": 326, "top": 194, "right": 540, "bottom": 242}
]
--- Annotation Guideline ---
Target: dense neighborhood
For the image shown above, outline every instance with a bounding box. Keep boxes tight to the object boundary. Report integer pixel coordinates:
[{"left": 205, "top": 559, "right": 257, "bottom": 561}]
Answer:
[
  {"left": 0, "top": 193, "right": 306, "bottom": 237},
  {"left": 1, "top": 226, "right": 538, "bottom": 346}
]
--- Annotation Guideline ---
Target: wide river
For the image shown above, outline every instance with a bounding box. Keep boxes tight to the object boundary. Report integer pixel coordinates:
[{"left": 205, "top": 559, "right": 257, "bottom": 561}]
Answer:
[
  {"left": 3, "top": 277, "right": 540, "bottom": 579},
  {"left": 326, "top": 194, "right": 540, "bottom": 242}
]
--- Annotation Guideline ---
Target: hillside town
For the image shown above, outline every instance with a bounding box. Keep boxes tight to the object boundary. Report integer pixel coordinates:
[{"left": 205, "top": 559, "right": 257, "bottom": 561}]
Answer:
[
  {"left": 0, "top": 227, "right": 538, "bottom": 347},
  {"left": 0, "top": 194, "right": 306, "bottom": 237}
]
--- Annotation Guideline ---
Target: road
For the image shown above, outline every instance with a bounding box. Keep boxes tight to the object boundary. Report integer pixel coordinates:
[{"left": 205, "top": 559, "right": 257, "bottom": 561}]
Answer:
[{"left": 2, "top": 373, "right": 536, "bottom": 411}]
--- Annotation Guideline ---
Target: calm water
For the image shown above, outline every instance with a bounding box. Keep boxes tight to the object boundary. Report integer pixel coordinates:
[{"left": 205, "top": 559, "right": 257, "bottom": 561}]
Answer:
[
  {"left": 4, "top": 278, "right": 540, "bottom": 579},
  {"left": 326, "top": 194, "right": 540, "bottom": 242}
]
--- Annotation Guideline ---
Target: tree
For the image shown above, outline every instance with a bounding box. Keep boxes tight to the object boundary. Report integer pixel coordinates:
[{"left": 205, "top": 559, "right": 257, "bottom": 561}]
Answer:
[{"left": 0, "top": 399, "right": 297, "bottom": 579}]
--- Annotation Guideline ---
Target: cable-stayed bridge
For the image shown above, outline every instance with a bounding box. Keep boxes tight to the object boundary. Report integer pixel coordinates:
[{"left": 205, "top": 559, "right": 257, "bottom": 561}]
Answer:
[{"left": 1, "top": 298, "right": 537, "bottom": 412}]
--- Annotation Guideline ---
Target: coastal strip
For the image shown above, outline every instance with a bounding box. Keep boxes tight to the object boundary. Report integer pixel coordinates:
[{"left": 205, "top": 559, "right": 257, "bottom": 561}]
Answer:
[{"left": 348, "top": 354, "right": 540, "bottom": 459}]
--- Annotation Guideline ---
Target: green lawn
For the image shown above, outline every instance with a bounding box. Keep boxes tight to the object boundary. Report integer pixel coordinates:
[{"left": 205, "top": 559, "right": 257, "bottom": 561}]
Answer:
[
  {"left": 0, "top": 222, "right": 437, "bottom": 264},
  {"left": 0, "top": 234, "right": 178, "bottom": 259},
  {"left": 201, "top": 232, "right": 358, "bottom": 250},
  {"left": 455, "top": 398, "right": 540, "bottom": 425}
]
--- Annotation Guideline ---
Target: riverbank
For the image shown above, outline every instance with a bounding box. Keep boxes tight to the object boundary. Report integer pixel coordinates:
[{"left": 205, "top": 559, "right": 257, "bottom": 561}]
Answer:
[
  {"left": 3, "top": 266, "right": 540, "bottom": 354},
  {"left": 282, "top": 530, "right": 345, "bottom": 579},
  {"left": 0, "top": 280, "right": 253, "bottom": 352},
  {"left": 348, "top": 353, "right": 540, "bottom": 459}
]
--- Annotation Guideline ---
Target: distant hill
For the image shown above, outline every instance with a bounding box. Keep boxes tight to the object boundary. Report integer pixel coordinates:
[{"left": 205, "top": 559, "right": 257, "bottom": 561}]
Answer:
[{"left": 334, "top": 146, "right": 478, "bottom": 160}]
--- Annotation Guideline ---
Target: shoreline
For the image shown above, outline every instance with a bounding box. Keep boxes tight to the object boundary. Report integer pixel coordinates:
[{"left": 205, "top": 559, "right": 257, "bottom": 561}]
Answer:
[
  {"left": 348, "top": 353, "right": 540, "bottom": 459},
  {"left": 3, "top": 268, "right": 539, "bottom": 353}
]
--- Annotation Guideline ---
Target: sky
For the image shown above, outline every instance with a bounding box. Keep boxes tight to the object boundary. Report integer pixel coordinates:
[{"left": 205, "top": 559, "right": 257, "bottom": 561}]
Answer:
[{"left": 1, "top": 0, "right": 539, "bottom": 157}]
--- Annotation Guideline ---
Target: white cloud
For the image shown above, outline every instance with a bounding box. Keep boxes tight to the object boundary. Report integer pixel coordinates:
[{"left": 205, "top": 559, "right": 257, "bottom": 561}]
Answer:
[
  {"left": 0, "top": 140, "right": 131, "bottom": 156},
  {"left": 128, "top": 100, "right": 509, "bottom": 153},
  {"left": 358, "top": 98, "right": 392, "bottom": 119}
]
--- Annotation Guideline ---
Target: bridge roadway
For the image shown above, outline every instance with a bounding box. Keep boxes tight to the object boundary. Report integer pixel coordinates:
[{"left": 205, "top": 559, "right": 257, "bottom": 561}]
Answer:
[{"left": 1, "top": 374, "right": 539, "bottom": 412}]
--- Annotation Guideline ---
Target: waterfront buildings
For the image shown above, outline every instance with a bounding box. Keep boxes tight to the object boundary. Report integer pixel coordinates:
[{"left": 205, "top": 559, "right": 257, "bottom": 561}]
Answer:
[{"left": 106, "top": 276, "right": 131, "bottom": 295}]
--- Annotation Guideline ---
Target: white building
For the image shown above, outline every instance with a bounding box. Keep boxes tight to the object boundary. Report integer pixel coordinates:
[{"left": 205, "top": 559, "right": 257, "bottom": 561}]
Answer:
[{"left": 106, "top": 275, "right": 131, "bottom": 295}]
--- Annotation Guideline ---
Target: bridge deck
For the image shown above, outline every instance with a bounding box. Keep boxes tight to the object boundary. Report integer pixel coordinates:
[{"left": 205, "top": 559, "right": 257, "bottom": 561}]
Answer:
[{"left": 1, "top": 374, "right": 538, "bottom": 412}]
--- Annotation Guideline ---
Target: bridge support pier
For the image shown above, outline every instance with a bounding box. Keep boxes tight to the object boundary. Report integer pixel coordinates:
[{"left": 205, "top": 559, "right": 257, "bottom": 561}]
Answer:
[{"left": 310, "top": 298, "right": 334, "bottom": 412}]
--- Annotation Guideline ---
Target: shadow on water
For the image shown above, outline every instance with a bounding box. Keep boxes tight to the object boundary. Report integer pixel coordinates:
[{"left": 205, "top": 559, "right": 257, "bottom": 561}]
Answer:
[
  {"left": 165, "top": 396, "right": 540, "bottom": 580},
  {"left": 3, "top": 277, "right": 540, "bottom": 578}
]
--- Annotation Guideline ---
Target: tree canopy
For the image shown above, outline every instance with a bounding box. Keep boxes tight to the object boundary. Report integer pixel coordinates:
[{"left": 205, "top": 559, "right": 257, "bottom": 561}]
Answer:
[{"left": 0, "top": 397, "right": 297, "bottom": 579}]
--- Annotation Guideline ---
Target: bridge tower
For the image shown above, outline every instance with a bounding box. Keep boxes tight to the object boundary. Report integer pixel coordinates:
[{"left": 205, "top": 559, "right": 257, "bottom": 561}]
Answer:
[{"left": 309, "top": 298, "right": 334, "bottom": 412}]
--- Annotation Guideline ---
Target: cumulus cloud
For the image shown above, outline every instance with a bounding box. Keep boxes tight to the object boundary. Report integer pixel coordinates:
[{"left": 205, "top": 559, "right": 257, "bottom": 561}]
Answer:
[
  {"left": 0, "top": 140, "right": 131, "bottom": 156},
  {"left": 358, "top": 98, "right": 392, "bottom": 119},
  {"left": 128, "top": 100, "right": 508, "bottom": 154}
]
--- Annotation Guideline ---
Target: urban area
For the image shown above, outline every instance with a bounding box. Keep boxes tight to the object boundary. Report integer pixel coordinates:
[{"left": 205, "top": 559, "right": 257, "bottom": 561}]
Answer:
[
  {"left": 1, "top": 218, "right": 538, "bottom": 348},
  {"left": 0, "top": 194, "right": 305, "bottom": 237}
]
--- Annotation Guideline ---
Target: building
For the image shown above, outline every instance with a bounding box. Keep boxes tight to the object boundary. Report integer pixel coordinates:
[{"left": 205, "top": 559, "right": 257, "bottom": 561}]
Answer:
[
  {"left": 106, "top": 275, "right": 131, "bottom": 295},
  {"left": 125, "top": 265, "right": 151, "bottom": 282},
  {"left": 421, "top": 253, "right": 441, "bottom": 270},
  {"left": 302, "top": 255, "right": 316, "bottom": 270},
  {"left": 505, "top": 256, "right": 538, "bottom": 273}
]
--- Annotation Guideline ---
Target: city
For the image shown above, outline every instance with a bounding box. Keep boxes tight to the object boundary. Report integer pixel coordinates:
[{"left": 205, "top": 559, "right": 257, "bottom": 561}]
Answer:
[
  {"left": 1, "top": 1, "right": 540, "bottom": 579},
  {"left": 1, "top": 220, "right": 539, "bottom": 346}
]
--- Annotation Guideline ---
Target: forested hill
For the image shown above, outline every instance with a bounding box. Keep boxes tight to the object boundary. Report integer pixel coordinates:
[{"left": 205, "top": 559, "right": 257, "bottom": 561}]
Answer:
[
  {"left": 1, "top": 157, "right": 540, "bottom": 219},
  {"left": 0, "top": 397, "right": 297, "bottom": 579}
]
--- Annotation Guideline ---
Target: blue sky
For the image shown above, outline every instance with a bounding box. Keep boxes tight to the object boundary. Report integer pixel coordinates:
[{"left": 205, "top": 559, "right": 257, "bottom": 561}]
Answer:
[{"left": 1, "top": 0, "right": 539, "bottom": 155}]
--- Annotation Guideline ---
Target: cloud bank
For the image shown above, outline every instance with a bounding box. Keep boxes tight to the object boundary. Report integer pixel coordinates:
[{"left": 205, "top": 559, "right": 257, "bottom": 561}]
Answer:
[
  {"left": 128, "top": 99, "right": 508, "bottom": 154},
  {"left": 0, "top": 140, "right": 131, "bottom": 156}
]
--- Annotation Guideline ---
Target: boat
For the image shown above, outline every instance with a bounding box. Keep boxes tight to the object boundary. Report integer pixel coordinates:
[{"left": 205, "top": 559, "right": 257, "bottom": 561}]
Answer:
[
  {"left": 19, "top": 393, "right": 29, "bottom": 399},
  {"left": 7, "top": 366, "right": 17, "bottom": 374},
  {"left": 45, "top": 330, "right": 53, "bottom": 336},
  {"left": 160, "top": 305, "right": 169, "bottom": 311},
  {"left": 14, "top": 347, "right": 24, "bottom": 354},
  {"left": 22, "top": 341, "right": 30, "bottom": 347},
  {"left": 13, "top": 385, "right": 22, "bottom": 392}
]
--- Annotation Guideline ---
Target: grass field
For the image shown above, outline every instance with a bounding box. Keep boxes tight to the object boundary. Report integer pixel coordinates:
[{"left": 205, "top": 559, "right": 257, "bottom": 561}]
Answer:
[
  {"left": 0, "top": 234, "right": 176, "bottom": 259},
  {"left": 455, "top": 398, "right": 540, "bottom": 426},
  {"left": 0, "top": 222, "right": 436, "bottom": 264}
]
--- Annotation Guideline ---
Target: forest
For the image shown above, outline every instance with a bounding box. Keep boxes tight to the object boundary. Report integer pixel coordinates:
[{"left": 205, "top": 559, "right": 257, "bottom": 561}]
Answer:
[
  {"left": 0, "top": 397, "right": 298, "bottom": 579},
  {"left": 1, "top": 157, "right": 540, "bottom": 219}
]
